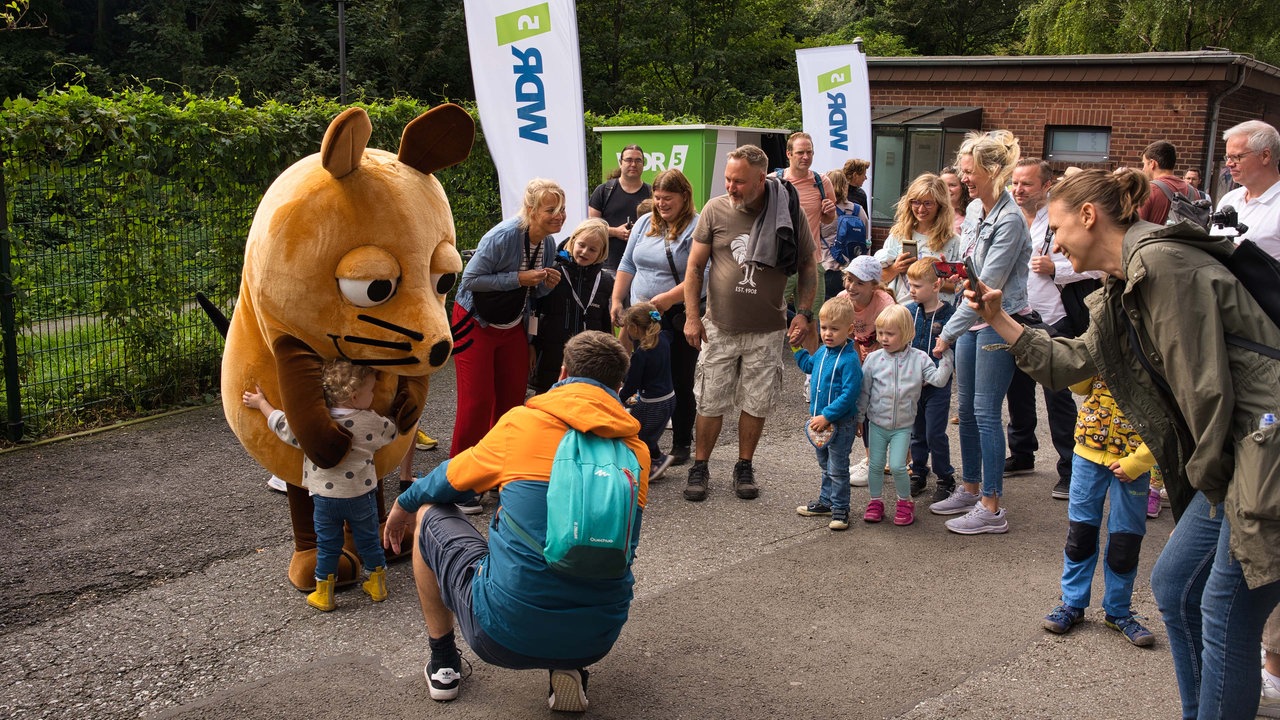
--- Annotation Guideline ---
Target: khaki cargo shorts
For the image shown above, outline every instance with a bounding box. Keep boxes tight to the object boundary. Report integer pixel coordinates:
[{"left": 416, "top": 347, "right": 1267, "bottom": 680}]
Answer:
[{"left": 694, "top": 322, "right": 785, "bottom": 418}]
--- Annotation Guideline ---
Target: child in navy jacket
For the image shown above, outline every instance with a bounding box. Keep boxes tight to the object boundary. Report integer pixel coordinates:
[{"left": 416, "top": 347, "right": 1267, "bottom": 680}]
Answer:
[
  {"left": 620, "top": 302, "right": 676, "bottom": 480},
  {"left": 793, "top": 296, "right": 864, "bottom": 530},
  {"left": 531, "top": 219, "right": 614, "bottom": 393}
]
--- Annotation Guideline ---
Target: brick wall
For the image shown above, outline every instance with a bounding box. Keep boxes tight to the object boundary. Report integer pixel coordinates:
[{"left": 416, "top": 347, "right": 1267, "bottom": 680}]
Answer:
[{"left": 871, "top": 83, "right": 1212, "bottom": 173}]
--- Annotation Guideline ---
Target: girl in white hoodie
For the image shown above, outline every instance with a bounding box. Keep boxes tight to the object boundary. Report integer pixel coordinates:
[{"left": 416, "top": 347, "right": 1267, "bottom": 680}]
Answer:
[{"left": 856, "top": 304, "right": 954, "bottom": 526}]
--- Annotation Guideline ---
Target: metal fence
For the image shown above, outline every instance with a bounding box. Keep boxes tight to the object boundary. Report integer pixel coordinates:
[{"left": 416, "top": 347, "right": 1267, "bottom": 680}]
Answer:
[
  {"left": 0, "top": 154, "right": 499, "bottom": 445},
  {"left": 0, "top": 158, "right": 256, "bottom": 443}
]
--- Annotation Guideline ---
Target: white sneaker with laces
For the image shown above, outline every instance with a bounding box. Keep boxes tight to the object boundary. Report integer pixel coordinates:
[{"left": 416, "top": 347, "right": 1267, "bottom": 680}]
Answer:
[{"left": 849, "top": 457, "right": 870, "bottom": 487}]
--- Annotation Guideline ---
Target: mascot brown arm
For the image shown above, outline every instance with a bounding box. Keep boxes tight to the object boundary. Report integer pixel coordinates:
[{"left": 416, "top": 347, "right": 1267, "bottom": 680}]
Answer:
[
  {"left": 272, "top": 334, "right": 352, "bottom": 468},
  {"left": 391, "top": 373, "right": 429, "bottom": 435}
]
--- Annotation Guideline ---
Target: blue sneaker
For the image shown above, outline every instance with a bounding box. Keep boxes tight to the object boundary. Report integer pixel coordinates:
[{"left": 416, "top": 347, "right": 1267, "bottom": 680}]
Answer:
[
  {"left": 1105, "top": 614, "right": 1155, "bottom": 647},
  {"left": 796, "top": 501, "right": 832, "bottom": 517},
  {"left": 1042, "top": 604, "right": 1084, "bottom": 634}
]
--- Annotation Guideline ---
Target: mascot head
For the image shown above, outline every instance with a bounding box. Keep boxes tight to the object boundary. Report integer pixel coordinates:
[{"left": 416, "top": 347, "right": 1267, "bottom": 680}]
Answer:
[{"left": 222, "top": 105, "right": 474, "bottom": 482}]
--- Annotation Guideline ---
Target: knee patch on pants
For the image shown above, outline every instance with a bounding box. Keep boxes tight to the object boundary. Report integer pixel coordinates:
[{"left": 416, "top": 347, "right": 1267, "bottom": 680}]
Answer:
[
  {"left": 1065, "top": 521, "right": 1099, "bottom": 562},
  {"left": 1106, "top": 532, "right": 1144, "bottom": 575}
]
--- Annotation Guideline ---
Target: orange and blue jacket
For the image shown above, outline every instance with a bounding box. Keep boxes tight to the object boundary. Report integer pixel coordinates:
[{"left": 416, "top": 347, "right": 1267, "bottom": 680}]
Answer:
[{"left": 396, "top": 378, "right": 649, "bottom": 660}]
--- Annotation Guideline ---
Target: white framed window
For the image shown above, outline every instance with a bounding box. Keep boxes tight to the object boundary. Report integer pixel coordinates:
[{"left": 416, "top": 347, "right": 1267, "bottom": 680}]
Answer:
[{"left": 1045, "top": 127, "right": 1111, "bottom": 164}]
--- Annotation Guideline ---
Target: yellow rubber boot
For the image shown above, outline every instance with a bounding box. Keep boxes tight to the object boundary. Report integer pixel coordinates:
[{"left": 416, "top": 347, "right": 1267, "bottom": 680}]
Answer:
[
  {"left": 307, "top": 574, "right": 336, "bottom": 611},
  {"left": 363, "top": 566, "right": 388, "bottom": 602}
]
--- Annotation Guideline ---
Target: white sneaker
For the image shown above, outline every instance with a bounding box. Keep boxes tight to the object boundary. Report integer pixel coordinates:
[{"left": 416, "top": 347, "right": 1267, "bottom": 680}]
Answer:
[
  {"left": 849, "top": 457, "right": 870, "bottom": 487},
  {"left": 1260, "top": 670, "right": 1280, "bottom": 719},
  {"left": 266, "top": 476, "right": 288, "bottom": 493}
]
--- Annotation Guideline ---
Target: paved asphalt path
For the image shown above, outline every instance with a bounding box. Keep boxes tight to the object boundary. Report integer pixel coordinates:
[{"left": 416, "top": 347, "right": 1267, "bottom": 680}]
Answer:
[{"left": 2, "top": 360, "right": 1187, "bottom": 719}]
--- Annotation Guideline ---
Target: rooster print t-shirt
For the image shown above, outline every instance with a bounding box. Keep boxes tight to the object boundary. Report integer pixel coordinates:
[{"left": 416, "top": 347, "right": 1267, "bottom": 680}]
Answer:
[{"left": 694, "top": 193, "right": 789, "bottom": 334}]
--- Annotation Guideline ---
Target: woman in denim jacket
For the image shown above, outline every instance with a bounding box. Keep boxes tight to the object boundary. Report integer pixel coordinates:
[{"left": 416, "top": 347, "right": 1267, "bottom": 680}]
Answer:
[
  {"left": 928, "top": 130, "right": 1031, "bottom": 535},
  {"left": 965, "top": 168, "right": 1280, "bottom": 719}
]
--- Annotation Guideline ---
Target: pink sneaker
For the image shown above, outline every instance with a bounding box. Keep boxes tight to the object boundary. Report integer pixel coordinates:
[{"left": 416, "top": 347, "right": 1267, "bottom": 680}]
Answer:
[
  {"left": 863, "top": 498, "right": 885, "bottom": 523},
  {"left": 894, "top": 499, "right": 915, "bottom": 526},
  {"left": 1146, "top": 488, "right": 1161, "bottom": 519}
]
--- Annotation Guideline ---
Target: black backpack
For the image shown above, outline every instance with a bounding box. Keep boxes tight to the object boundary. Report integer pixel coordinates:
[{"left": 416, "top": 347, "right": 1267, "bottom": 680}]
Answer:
[{"left": 1152, "top": 179, "right": 1212, "bottom": 232}]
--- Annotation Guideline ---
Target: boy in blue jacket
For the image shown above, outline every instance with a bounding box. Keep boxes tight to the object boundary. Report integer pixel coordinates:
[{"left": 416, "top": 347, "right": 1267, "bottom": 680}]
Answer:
[{"left": 793, "top": 295, "right": 863, "bottom": 530}]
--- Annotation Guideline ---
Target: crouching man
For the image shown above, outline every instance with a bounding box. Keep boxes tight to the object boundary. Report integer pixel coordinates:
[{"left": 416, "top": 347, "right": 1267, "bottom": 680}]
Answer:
[{"left": 383, "top": 331, "right": 650, "bottom": 712}]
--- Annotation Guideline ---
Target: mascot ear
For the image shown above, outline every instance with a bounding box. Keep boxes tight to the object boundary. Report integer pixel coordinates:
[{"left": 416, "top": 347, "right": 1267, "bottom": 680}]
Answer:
[
  {"left": 398, "top": 103, "right": 476, "bottom": 176},
  {"left": 321, "top": 107, "right": 374, "bottom": 179}
]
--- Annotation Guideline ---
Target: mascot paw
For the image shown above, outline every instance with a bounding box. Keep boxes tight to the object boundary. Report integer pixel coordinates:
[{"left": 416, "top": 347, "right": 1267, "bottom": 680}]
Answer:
[{"left": 288, "top": 548, "right": 363, "bottom": 592}]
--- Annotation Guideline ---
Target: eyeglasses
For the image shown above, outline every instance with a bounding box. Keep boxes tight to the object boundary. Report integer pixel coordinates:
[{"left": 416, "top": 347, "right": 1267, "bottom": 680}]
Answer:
[
  {"left": 1225, "top": 150, "right": 1258, "bottom": 165},
  {"left": 909, "top": 200, "right": 936, "bottom": 208},
  {"left": 620, "top": 157, "right": 644, "bottom": 165}
]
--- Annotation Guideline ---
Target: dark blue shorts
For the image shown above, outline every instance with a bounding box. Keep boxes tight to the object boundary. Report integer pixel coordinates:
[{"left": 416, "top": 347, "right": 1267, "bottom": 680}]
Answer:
[{"left": 416, "top": 504, "right": 606, "bottom": 670}]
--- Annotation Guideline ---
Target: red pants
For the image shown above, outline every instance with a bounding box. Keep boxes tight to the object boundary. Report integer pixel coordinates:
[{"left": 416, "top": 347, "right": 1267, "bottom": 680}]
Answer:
[{"left": 449, "top": 303, "right": 530, "bottom": 457}]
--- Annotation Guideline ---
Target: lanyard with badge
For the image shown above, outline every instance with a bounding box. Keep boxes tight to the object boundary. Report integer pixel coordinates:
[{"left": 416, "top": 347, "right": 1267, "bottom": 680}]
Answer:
[{"left": 524, "top": 234, "right": 544, "bottom": 335}]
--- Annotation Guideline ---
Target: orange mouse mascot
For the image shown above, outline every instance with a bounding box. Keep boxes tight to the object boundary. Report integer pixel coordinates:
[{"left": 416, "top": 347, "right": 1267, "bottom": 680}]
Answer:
[{"left": 221, "top": 104, "right": 473, "bottom": 591}]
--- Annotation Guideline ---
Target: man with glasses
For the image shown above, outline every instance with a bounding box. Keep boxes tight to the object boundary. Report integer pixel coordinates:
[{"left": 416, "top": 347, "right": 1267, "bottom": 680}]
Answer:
[
  {"left": 1214, "top": 120, "right": 1280, "bottom": 259},
  {"left": 1215, "top": 119, "right": 1280, "bottom": 717},
  {"left": 589, "top": 144, "right": 653, "bottom": 272}
]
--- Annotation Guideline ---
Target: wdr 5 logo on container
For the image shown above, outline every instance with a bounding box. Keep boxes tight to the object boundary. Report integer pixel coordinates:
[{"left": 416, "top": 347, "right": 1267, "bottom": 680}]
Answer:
[
  {"left": 817, "top": 65, "right": 852, "bottom": 152},
  {"left": 496, "top": 3, "right": 551, "bottom": 144}
]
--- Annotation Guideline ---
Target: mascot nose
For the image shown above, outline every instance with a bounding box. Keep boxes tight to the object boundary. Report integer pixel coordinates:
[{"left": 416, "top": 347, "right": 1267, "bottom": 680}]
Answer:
[{"left": 428, "top": 339, "right": 452, "bottom": 367}]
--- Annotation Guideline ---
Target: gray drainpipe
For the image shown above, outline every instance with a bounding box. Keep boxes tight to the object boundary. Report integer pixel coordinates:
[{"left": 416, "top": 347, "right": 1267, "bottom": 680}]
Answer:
[{"left": 1204, "top": 60, "right": 1249, "bottom": 195}]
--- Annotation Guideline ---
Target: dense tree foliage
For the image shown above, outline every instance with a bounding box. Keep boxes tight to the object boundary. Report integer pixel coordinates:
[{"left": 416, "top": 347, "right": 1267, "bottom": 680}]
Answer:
[
  {"left": 2, "top": 0, "right": 1280, "bottom": 117},
  {"left": 1023, "top": 0, "right": 1280, "bottom": 65}
]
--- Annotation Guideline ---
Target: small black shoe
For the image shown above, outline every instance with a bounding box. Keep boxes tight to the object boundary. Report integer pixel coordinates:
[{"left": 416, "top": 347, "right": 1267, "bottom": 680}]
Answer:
[
  {"left": 684, "top": 461, "right": 709, "bottom": 501},
  {"left": 732, "top": 459, "right": 758, "bottom": 499},
  {"left": 931, "top": 475, "right": 956, "bottom": 504},
  {"left": 669, "top": 445, "right": 691, "bottom": 466},
  {"left": 909, "top": 472, "right": 928, "bottom": 497},
  {"left": 1003, "top": 455, "right": 1035, "bottom": 477},
  {"left": 1052, "top": 477, "right": 1071, "bottom": 500}
]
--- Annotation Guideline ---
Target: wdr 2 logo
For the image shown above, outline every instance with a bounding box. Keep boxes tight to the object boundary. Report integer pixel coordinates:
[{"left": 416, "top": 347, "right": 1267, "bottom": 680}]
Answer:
[
  {"left": 496, "top": 3, "right": 552, "bottom": 144},
  {"left": 817, "top": 65, "right": 852, "bottom": 152}
]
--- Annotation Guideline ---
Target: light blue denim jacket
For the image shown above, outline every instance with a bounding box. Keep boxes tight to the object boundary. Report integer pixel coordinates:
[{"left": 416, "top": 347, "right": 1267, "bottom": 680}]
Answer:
[
  {"left": 457, "top": 216, "right": 556, "bottom": 326},
  {"left": 941, "top": 191, "right": 1031, "bottom": 343}
]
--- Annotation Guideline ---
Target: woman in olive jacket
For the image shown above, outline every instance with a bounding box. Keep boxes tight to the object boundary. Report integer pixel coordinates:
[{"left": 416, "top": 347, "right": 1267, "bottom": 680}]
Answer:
[{"left": 963, "top": 168, "right": 1280, "bottom": 720}]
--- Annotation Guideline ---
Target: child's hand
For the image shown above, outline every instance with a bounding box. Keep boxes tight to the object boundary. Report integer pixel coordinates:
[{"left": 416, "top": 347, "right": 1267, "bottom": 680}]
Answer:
[
  {"left": 855, "top": 423, "right": 864, "bottom": 438},
  {"left": 242, "top": 385, "right": 265, "bottom": 410},
  {"left": 808, "top": 415, "right": 830, "bottom": 433},
  {"left": 1109, "top": 461, "right": 1134, "bottom": 482}
]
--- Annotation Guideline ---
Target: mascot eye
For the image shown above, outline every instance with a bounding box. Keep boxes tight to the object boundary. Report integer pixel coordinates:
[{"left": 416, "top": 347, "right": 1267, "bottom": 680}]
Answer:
[
  {"left": 433, "top": 272, "right": 457, "bottom": 296},
  {"left": 338, "top": 277, "right": 398, "bottom": 307}
]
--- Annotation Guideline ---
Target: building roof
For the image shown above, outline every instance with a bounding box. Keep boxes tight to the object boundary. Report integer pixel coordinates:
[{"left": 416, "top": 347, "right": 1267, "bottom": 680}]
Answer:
[{"left": 868, "top": 50, "right": 1280, "bottom": 95}]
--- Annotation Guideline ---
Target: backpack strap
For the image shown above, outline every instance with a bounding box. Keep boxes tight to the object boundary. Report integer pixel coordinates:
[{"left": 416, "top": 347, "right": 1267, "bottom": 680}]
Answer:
[
  {"left": 812, "top": 170, "right": 826, "bottom": 202},
  {"left": 496, "top": 505, "right": 542, "bottom": 554},
  {"left": 775, "top": 169, "right": 827, "bottom": 203},
  {"left": 599, "top": 178, "right": 618, "bottom": 209}
]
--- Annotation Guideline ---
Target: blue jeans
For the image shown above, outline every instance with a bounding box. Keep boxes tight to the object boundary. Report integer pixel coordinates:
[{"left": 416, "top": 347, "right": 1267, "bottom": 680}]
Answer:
[
  {"left": 1060, "top": 455, "right": 1149, "bottom": 617},
  {"left": 910, "top": 379, "right": 954, "bottom": 480},
  {"left": 955, "top": 327, "right": 1016, "bottom": 498},
  {"left": 313, "top": 490, "right": 385, "bottom": 578},
  {"left": 867, "top": 422, "right": 913, "bottom": 500},
  {"left": 815, "top": 419, "right": 856, "bottom": 513},
  {"left": 1151, "top": 491, "right": 1280, "bottom": 719}
]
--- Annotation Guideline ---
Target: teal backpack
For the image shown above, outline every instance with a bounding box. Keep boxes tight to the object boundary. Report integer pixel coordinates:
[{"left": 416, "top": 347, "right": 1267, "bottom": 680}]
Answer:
[{"left": 505, "top": 429, "right": 641, "bottom": 579}]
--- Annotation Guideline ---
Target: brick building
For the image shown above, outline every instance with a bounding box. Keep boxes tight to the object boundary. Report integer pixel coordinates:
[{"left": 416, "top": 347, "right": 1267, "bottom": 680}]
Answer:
[{"left": 865, "top": 50, "right": 1280, "bottom": 226}]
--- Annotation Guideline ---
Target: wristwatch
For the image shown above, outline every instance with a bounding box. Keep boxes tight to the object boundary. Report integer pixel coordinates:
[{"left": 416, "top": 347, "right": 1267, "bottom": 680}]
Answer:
[{"left": 797, "top": 308, "right": 814, "bottom": 323}]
